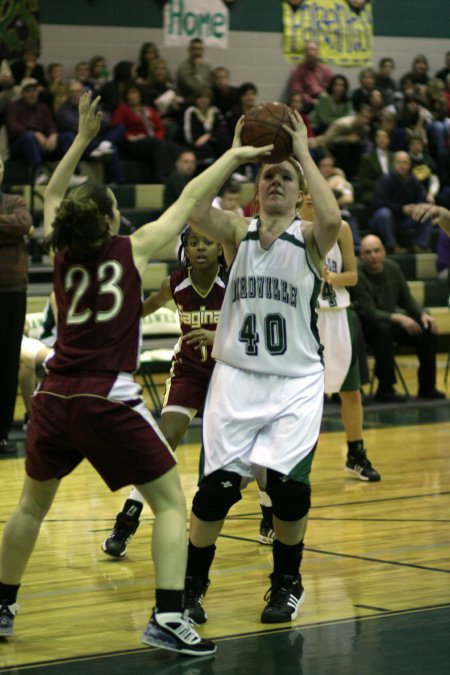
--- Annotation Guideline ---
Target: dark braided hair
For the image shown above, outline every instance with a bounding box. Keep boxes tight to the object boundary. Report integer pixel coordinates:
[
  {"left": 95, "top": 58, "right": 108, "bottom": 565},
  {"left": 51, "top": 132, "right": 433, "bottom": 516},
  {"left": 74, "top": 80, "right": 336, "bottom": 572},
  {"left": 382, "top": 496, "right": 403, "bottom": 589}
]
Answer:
[
  {"left": 45, "top": 182, "right": 114, "bottom": 261},
  {"left": 178, "top": 225, "right": 227, "bottom": 280}
]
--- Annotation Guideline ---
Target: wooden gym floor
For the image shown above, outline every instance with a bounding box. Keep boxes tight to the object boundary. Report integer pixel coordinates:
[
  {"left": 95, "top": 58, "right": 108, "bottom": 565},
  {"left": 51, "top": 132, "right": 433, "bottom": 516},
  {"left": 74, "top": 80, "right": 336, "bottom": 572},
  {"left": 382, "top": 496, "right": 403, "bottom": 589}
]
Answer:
[{"left": 1, "top": 356, "right": 450, "bottom": 674}]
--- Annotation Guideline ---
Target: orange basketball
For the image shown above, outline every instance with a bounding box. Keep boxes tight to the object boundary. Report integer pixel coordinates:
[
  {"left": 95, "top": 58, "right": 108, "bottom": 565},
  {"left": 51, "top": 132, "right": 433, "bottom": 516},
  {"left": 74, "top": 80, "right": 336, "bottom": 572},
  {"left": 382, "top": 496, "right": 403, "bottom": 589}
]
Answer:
[{"left": 241, "top": 102, "right": 294, "bottom": 163}]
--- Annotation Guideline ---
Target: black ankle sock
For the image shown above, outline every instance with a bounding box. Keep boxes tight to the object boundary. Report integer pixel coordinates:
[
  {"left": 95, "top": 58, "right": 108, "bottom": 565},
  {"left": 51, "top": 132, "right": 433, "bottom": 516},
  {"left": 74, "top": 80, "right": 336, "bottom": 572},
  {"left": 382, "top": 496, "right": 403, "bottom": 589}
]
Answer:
[
  {"left": 260, "top": 505, "right": 274, "bottom": 526},
  {"left": 186, "top": 542, "right": 216, "bottom": 583},
  {"left": 155, "top": 588, "right": 183, "bottom": 613},
  {"left": 122, "top": 499, "right": 143, "bottom": 520},
  {"left": 0, "top": 582, "right": 20, "bottom": 605},
  {"left": 347, "top": 440, "right": 364, "bottom": 457},
  {"left": 272, "top": 540, "right": 304, "bottom": 577}
]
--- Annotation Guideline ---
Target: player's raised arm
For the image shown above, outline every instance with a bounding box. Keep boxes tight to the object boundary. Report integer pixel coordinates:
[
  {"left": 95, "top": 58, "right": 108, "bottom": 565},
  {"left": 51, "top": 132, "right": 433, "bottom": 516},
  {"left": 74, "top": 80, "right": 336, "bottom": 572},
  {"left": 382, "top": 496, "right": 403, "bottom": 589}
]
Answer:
[
  {"left": 44, "top": 93, "right": 101, "bottom": 239},
  {"left": 130, "top": 139, "right": 272, "bottom": 275},
  {"left": 283, "top": 110, "right": 341, "bottom": 256}
]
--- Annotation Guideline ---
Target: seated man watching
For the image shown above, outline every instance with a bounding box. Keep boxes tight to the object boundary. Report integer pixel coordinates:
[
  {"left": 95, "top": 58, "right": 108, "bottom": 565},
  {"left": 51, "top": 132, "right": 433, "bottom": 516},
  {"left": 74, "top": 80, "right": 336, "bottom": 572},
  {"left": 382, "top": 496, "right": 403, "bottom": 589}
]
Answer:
[{"left": 351, "top": 234, "right": 445, "bottom": 402}]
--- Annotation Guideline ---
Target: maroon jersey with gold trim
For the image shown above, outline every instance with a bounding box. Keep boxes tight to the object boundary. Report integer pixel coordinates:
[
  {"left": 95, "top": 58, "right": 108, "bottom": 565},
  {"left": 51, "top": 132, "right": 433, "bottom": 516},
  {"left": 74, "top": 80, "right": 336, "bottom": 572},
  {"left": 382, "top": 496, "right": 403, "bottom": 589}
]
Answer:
[
  {"left": 170, "top": 267, "right": 225, "bottom": 376},
  {"left": 47, "top": 236, "right": 142, "bottom": 375}
]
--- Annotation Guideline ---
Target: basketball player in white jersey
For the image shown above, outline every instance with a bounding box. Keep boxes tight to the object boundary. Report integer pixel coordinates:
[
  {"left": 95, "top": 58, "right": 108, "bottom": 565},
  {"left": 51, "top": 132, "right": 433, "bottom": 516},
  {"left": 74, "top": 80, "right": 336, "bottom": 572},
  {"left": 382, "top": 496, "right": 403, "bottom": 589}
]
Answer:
[
  {"left": 308, "top": 191, "right": 380, "bottom": 482},
  {"left": 183, "top": 111, "right": 342, "bottom": 624}
]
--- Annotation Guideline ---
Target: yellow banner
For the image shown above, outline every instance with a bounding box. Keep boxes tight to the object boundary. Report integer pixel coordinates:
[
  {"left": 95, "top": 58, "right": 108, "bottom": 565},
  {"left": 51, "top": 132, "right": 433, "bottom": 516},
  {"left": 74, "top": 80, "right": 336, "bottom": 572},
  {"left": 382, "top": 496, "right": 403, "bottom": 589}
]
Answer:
[{"left": 283, "top": 0, "right": 373, "bottom": 67}]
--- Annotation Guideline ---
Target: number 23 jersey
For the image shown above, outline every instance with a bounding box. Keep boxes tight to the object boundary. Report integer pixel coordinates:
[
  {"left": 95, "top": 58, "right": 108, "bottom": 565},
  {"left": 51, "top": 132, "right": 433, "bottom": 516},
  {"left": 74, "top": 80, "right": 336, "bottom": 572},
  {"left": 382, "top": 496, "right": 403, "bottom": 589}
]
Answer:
[
  {"left": 47, "top": 236, "right": 142, "bottom": 375},
  {"left": 212, "top": 217, "right": 324, "bottom": 377}
]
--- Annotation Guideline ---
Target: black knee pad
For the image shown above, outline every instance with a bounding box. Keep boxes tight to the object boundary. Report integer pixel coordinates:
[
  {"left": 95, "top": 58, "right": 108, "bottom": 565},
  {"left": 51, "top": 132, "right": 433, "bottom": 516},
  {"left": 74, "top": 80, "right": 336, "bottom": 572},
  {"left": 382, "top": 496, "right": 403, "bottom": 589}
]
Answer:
[
  {"left": 192, "top": 470, "right": 242, "bottom": 521},
  {"left": 266, "top": 470, "right": 311, "bottom": 521}
]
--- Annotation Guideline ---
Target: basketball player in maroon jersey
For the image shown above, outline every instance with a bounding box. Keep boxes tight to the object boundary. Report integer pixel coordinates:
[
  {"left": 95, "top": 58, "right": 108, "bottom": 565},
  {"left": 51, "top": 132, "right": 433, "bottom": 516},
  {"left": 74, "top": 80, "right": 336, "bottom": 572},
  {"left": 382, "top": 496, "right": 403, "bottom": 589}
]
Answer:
[
  {"left": 0, "top": 93, "right": 272, "bottom": 655},
  {"left": 102, "top": 226, "right": 226, "bottom": 558}
]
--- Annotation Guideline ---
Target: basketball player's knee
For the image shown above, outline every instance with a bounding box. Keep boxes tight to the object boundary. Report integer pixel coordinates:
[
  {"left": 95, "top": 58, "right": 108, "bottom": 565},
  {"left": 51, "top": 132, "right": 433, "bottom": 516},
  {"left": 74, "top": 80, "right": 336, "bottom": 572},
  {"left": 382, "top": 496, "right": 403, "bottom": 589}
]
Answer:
[
  {"left": 192, "top": 470, "right": 242, "bottom": 521},
  {"left": 266, "top": 471, "right": 311, "bottom": 521}
]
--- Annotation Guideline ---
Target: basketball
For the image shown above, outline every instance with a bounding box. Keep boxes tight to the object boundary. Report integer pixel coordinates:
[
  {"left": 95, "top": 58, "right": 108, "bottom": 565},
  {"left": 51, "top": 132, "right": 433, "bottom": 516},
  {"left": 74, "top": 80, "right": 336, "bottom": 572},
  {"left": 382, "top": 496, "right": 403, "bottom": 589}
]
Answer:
[{"left": 241, "top": 102, "right": 294, "bottom": 163}]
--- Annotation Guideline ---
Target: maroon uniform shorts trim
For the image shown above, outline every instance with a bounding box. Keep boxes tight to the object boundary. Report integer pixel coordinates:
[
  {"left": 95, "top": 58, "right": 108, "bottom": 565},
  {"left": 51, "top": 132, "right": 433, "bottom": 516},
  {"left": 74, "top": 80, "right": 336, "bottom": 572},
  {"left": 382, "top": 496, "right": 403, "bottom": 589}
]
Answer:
[
  {"left": 26, "top": 391, "right": 176, "bottom": 491},
  {"left": 163, "top": 360, "right": 212, "bottom": 416}
]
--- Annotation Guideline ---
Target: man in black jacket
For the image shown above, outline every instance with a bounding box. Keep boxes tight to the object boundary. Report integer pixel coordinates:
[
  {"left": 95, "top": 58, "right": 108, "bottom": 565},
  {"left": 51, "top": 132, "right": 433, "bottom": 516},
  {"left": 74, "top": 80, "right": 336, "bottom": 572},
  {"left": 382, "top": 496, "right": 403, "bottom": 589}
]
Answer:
[
  {"left": 351, "top": 234, "right": 445, "bottom": 402},
  {"left": 369, "top": 151, "right": 432, "bottom": 253}
]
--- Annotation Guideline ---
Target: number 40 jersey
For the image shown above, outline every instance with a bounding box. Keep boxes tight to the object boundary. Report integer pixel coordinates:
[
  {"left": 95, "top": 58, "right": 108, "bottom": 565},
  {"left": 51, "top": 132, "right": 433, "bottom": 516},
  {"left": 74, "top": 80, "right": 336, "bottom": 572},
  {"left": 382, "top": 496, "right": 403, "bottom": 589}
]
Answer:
[
  {"left": 47, "top": 236, "right": 142, "bottom": 375},
  {"left": 212, "top": 218, "right": 324, "bottom": 377}
]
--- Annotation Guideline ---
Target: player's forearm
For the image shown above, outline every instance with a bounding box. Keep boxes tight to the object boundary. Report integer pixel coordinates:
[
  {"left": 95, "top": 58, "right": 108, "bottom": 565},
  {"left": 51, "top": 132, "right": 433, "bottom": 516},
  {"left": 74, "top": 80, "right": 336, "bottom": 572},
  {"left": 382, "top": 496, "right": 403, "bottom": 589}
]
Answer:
[
  {"left": 300, "top": 152, "right": 341, "bottom": 231},
  {"left": 45, "top": 134, "right": 89, "bottom": 203},
  {"left": 183, "top": 147, "right": 242, "bottom": 213}
]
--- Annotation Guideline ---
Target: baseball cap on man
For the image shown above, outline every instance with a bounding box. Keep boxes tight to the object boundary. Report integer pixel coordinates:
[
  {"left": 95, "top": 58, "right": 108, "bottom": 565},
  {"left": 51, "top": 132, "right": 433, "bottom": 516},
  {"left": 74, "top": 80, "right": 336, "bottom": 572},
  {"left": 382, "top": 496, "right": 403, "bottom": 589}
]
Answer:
[{"left": 20, "top": 77, "right": 39, "bottom": 91}]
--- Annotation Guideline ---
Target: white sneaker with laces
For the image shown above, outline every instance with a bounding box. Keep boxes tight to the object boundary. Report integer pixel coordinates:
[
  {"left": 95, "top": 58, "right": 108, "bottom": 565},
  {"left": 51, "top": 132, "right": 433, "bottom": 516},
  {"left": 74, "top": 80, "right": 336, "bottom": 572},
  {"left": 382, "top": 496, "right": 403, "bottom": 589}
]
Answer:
[{"left": 141, "top": 609, "right": 216, "bottom": 656}]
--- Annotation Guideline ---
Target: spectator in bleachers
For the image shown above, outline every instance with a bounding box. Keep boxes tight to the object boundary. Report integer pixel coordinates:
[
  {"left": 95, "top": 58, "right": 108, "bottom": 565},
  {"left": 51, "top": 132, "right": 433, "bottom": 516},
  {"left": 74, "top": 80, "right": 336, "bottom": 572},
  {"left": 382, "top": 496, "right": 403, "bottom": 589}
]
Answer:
[
  {"left": 358, "top": 127, "right": 394, "bottom": 206},
  {"left": 87, "top": 55, "right": 110, "bottom": 95},
  {"left": 182, "top": 89, "right": 231, "bottom": 168},
  {"left": 286, "top": 91, "right": 315, "bottom": 142},
  {"left": 318, "top": 102, "right": 372, "bottom": 181},
  {"left": 40, "top": 62, "right": 68, "bottom": 115},
  {"left": 112, "top": 83, "right": 181, "bottom": 183},
  {"left": 351, "top": 234, "right": 444, "bottom": 402},
  {"left": 0, "top": 155, "right": 33, "bottom": 453},
  {"left": 408, "top": 134, "right": 442, "bottom": 205},
  {"left": 0, "top": 59, "right": 15, "bottom": 120},
  {"left": 146, "top": 58, "right": 183, "bottom": 141},
  {"left": 394, "top": 92, "right": 430, "bottom": 148},
  {"left": 211, "top": 66, "right": 238, "bottom": 116},
  {"left": 376, "top": 109, "right": 407, "bottom": 152},
  {"left": 401, "top": 54, "right": 430, "bottom": 98},
  {"left": 435, "top": 228, "right": 450, "bottom": 280},
  {"left": 5, "top": 78, "right": 80, "bottom": 186},
  {"left": 163, "top": 149, "right": 196, "bottom": 210},
  {"left": 369, "top": 151, "right": 432, "bottom": 254},
  {"left": 9, "top": 43, "right": 47, "bottom": 91},
  {"left": 425, "top": 84, "right": 450, "bottom": 179},
  {"left": 136, "top": 41, "right": 161, "bottom": 86},
  {"left": 56, "top": 79, "right": 124, "bottom": 184},
  {"left": 100, "top": 60, "right": 136, "bottom": 114},
  {"left": 435, "top": 51, "right": 450, "bottom": 84},
  {"left": 226, "top": 81, "right": 258, "bottom": 134},
  {"left": 375, "top": 57, "right": 397, "bottom": 104},
  {"left": 351, "top": 67, "right": 377, "bottom": 111},
  {"left": 316, "top": 152, "right": 361, "bottom": 251},
  {"left": 73, "top": 61, "right": 91, "bottom": 90},
  {"left": 176, "top": 38, "right": 213, "bottom": 105},
  {"left": 367, "top": 88, "right": 388, "bottom": 131},
  {"left": 212, "top": 179, "right": 243, "bottom": 215},
  {"left": 288, "top": 40, "right": 332, "bottom": 113},
  {"left": 310, "top": 74, "right": 351, "bottom": 134}
]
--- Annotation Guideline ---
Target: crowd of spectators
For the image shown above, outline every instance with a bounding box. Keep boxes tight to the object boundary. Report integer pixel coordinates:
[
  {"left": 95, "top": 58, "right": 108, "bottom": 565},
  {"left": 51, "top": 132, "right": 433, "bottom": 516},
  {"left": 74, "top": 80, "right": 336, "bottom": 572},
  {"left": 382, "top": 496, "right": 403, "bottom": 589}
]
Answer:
[{"left": 1, "top": 39, "right": 450, "bottom": 254}]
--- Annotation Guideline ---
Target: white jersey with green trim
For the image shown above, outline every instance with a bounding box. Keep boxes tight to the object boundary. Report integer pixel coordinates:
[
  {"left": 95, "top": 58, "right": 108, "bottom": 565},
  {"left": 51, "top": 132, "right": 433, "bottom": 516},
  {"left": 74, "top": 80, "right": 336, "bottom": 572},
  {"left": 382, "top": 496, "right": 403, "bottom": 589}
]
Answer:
[
  {"left": 317, "top": 240, "right": 350, "bottom": 310},
  {"left": 212, "top": 217, "right": 324, "bottom": 377}
]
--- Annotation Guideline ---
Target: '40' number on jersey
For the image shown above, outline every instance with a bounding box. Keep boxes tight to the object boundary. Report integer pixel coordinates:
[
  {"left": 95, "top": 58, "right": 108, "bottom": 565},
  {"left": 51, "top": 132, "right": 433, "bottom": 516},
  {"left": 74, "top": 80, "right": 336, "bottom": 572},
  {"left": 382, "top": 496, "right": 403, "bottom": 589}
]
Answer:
[{"left": 238, "top": 312, "right": 287, "bottom": 356}]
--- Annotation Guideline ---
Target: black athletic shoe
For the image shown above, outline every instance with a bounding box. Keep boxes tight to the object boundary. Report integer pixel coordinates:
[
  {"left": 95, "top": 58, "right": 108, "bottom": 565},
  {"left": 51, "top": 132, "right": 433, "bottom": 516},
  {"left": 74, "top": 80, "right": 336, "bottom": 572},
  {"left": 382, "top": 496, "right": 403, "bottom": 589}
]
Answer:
[
  {"left": 0, "top": 601, "right": 18, "bottom": 638},
  {"left": 346, "top": 449, "right": 381, "bottom": 482},
  {"left": 184, "top": 576, "right": 210, "bottom": 625},
  {"left": 141, "top": 609, "right": 216, "bottom": 656},
  {"left": 261, "top": 573, "right": 304, "bottom": 623},
  {"left": 259, "top": 519, "right": 276, "bottom": 545},
  {"left": 102, "top": 512, "right": 140, "bottom": 558}
]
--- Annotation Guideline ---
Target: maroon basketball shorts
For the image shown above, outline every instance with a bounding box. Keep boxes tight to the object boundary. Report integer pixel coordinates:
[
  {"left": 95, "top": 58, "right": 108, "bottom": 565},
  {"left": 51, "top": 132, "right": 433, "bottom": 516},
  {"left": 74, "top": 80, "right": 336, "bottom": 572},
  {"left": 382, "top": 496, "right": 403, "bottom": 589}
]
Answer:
[{"left": 26, "top": 372, "right": 176, "bottom": 490}]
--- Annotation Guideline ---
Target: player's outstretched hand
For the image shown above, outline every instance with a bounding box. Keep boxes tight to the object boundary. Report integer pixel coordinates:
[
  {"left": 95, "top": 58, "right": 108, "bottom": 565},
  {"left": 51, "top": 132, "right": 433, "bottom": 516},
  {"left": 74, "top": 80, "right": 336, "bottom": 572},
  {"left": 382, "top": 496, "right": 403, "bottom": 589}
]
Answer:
[
  {"left": 414, "top": 203, "right": 448, "bottom": 225},
  {"left": 78, "top": 92, "right": 102, "bottom": 142},
  {"left": 231, "top": 115, "right": 273, "bottom": 161},
  {"left": 232, "top": 116, "right": 245, "bottom": 148},
  {"left": 282, "top": 110, "right": 308, "bottom": 159}
]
